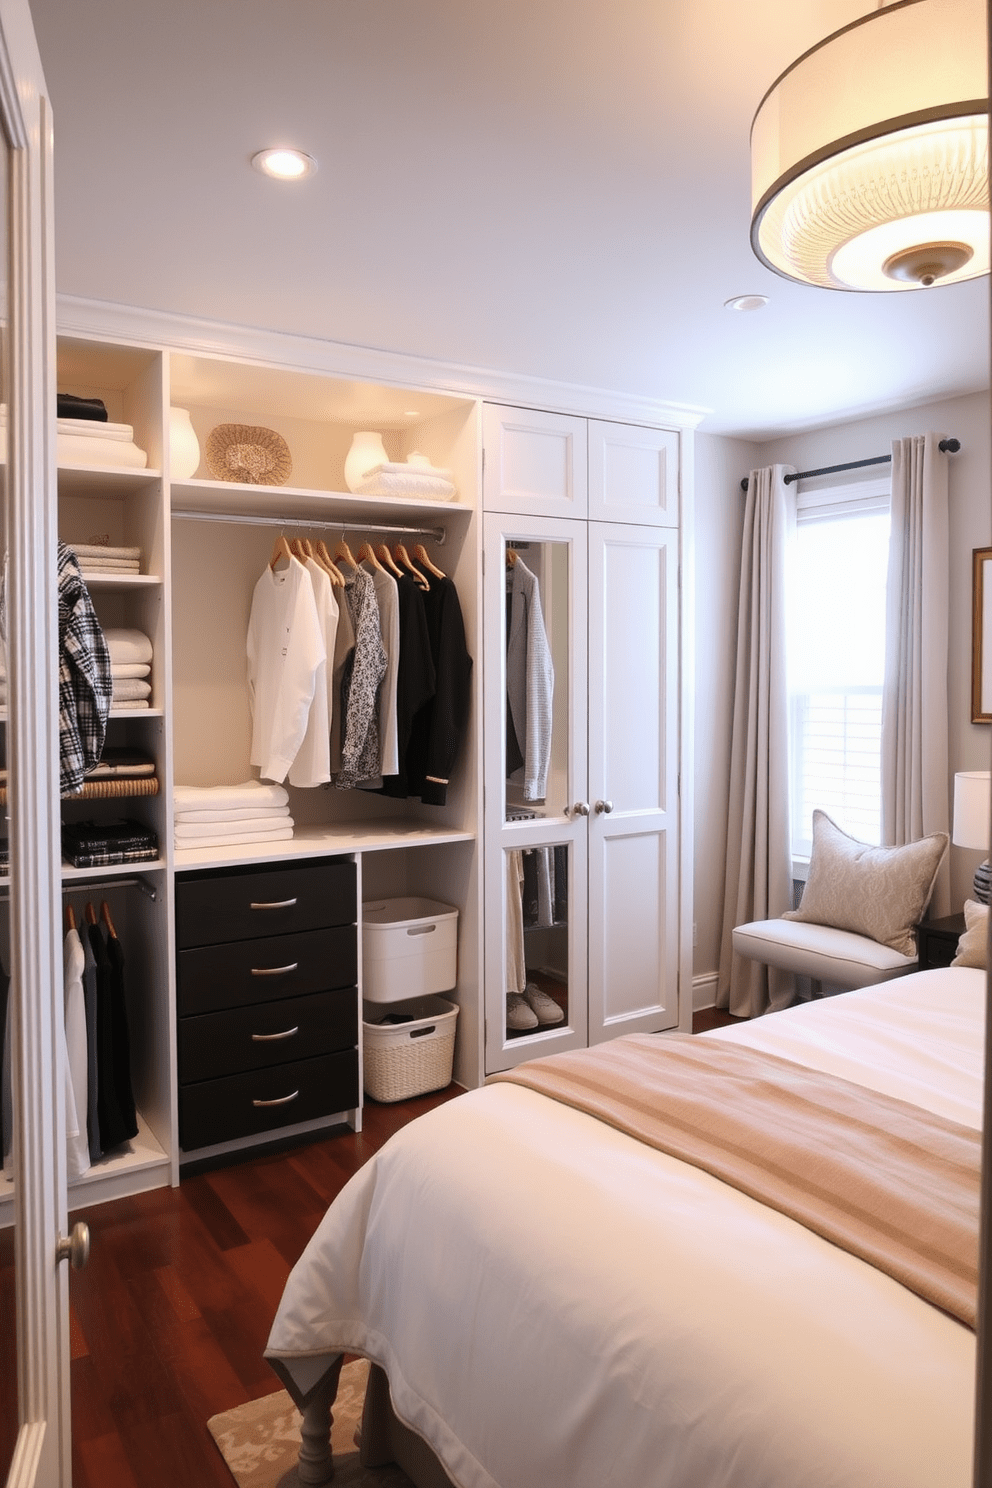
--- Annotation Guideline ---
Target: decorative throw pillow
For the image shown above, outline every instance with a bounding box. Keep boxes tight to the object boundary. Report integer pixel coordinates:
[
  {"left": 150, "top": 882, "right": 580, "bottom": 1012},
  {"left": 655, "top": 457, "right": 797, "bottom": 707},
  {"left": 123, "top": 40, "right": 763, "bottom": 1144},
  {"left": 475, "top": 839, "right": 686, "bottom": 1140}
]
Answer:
[
  {"left": 951, "top": 898, "right": 989, "bottom": 969},
  {"left": 783, "top": 809, "right": 948, "bottom": 957}
]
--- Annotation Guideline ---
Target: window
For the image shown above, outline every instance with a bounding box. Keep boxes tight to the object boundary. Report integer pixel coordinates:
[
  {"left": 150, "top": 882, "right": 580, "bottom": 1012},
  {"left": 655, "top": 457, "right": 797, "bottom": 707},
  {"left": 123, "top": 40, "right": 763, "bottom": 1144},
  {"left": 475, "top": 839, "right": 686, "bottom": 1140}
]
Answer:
[{"left": 788, "top": 477, "right": 890, "bottom": 860}]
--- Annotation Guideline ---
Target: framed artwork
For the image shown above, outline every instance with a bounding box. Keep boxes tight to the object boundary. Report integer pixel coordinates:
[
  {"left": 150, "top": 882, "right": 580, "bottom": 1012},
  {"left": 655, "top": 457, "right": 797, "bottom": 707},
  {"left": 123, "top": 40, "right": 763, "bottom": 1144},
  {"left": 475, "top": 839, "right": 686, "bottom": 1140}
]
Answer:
[{"left": 972, "top": 547, "right": 992, "bottom": 723}]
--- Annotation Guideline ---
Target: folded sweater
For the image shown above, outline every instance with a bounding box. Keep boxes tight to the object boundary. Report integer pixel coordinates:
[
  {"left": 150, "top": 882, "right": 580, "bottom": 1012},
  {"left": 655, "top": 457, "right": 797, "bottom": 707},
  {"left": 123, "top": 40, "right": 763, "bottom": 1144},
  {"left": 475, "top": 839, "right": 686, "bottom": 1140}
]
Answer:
[{"left": 173, "top": 780, "right": 290, "bottom": 813}]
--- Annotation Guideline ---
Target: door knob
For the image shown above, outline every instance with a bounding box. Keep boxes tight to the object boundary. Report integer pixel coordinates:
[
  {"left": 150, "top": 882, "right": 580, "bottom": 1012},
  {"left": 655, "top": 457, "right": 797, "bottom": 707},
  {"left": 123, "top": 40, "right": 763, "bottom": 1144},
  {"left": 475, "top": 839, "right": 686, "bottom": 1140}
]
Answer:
[
  {"left": 595, "top": 800, "right": 614, "bottom": 814},
  {"left": 56, "top": 1222, "right": 90, "bottom": 1271},
  {"left": 571, "top": 801, "right": 590, "bottom": 817}
]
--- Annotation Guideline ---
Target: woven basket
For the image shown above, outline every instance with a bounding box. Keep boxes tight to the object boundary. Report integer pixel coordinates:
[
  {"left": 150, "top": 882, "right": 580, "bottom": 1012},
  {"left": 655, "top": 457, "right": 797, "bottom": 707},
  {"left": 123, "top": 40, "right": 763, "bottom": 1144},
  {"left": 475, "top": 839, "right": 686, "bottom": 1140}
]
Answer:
[{"left": 363, "top": 996, "right": 458, "bottom": 1103}]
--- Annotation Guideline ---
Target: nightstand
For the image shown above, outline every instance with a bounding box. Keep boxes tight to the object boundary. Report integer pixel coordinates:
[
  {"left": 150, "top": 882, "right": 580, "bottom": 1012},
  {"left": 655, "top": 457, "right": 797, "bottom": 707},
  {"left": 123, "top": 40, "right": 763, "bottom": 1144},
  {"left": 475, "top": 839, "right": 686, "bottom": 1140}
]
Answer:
[{"left": 915, "top": 912, "right": 966, "bottom": 972}]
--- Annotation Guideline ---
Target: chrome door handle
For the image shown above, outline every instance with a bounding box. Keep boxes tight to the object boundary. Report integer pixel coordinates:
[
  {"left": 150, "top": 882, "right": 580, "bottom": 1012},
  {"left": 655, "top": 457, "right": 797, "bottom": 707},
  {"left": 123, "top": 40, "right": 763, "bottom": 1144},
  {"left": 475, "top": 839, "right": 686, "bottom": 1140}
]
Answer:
[
  {"left": 56, "top": 1222, "right": 90, "bottom": 1271},
  {"left": 570, "top": 801, "right": 590, "bottom": 817},
  {"left": 252, "top": 1090, "right": 300, "bottom": 1108},
  {"left": 249, "top": 898, "right": 298, "bottom": 910},
  {"left": 595, "top": 800, "right": 614, "bottom": 814},
  {"left": 250, "top": 962, "right": 299, "bottom": 976},
  {"left": 251, "top": 1026, "right": 300, "bottom": 1042}
]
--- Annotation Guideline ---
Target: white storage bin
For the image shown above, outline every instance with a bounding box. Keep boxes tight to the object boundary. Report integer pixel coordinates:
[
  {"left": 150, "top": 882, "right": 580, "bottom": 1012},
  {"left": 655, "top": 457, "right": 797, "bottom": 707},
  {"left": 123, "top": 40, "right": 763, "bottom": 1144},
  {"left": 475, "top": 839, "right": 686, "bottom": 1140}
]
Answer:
[
  {"left": 363, "top": 996, "right": 458, "bottom": 1103},
  {"left": 362, "top": 897, "right": 458, "bottom": 1003}
]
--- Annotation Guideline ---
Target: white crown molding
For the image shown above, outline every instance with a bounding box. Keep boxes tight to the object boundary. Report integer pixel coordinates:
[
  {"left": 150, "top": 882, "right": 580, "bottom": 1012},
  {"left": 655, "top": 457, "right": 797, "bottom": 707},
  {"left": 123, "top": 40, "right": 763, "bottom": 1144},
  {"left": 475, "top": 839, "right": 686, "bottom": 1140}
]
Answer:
[{"left": 55, "top": 293, "right": 709, "bottom": 431}]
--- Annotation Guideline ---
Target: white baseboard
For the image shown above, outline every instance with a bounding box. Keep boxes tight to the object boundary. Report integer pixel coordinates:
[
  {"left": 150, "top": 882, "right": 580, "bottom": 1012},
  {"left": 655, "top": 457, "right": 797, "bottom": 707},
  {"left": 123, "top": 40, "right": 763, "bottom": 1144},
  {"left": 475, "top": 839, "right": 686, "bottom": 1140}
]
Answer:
[{"left": 692, "top": 972, "right": 719, "bottom": 1011}]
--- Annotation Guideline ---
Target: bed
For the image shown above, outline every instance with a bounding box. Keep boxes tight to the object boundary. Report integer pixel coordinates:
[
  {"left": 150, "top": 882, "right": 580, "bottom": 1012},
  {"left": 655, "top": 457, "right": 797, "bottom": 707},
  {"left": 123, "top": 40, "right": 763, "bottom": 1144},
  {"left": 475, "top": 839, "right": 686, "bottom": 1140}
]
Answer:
[{"left": 265, "top": 966, "right": 984, "bottom": 1488}]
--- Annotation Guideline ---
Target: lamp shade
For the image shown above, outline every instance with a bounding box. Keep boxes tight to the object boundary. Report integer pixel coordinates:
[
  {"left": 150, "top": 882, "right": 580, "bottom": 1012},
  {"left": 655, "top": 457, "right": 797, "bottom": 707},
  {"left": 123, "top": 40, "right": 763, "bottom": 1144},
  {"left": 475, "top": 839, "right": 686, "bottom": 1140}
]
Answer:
[
  {"left": 953, "top": 770, "right": 991, "bottom": 849},
  {"left": 750, "top": 0, "right": 989, "bottom": 292}
]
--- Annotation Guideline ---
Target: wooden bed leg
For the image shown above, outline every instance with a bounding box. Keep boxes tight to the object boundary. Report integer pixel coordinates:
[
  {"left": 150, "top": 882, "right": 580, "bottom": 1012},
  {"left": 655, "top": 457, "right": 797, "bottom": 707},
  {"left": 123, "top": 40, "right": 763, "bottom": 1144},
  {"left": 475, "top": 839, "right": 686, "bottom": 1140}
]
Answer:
[{"left": 298, "top": 1355, "right": 343, "bottom": 1484}]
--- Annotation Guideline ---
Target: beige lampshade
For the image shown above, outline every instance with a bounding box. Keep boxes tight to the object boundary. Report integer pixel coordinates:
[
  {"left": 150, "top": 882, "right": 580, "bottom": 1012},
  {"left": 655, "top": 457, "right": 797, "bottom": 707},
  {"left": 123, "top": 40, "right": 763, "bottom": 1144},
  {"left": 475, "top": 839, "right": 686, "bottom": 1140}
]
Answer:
[
  {"left": 751, "top": 0, "right": 989, "bottom": 292},
  {"left": 953, "top": 771, "right": 991, "bottom": 849}
]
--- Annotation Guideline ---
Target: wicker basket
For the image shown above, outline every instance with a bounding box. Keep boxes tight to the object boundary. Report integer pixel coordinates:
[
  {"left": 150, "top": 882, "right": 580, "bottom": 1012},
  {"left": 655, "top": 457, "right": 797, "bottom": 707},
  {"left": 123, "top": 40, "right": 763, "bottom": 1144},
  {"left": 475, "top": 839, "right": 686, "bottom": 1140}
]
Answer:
[{"left": 363, "top": 996, "right": 458, "bottom": 1103}]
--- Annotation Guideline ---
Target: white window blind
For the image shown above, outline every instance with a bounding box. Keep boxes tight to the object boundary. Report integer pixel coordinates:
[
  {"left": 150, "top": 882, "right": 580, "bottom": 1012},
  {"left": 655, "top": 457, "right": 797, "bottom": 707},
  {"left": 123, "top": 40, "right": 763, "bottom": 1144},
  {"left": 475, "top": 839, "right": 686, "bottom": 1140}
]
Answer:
[{"left": 788, "top": 475, "right": 890, "bottom": 860}]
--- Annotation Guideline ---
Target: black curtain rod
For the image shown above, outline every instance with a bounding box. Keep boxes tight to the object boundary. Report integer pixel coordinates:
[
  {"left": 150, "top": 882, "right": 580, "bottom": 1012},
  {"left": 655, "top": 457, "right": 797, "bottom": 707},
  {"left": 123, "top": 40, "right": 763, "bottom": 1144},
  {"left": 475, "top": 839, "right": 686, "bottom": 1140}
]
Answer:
[{"left": 739, "top": 437, "right": 961, "bottom": 492}]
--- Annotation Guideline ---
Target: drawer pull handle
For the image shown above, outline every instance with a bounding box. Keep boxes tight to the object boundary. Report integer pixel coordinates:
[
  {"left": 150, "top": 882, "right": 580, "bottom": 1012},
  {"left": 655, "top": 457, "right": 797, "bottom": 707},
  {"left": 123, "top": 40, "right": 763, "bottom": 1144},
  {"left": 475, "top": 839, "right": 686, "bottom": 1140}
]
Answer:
[
  {"left": 249, "top": 898, "right": 299, "bottom": 910},
  {"left": 251, "top": 1026, "right": 300, "bottom": 1042},
  {"left": 252, "top": 1090, "right": 299, "bottom": 1108},
  {"left": 251, "top": 962, "right": 299, "bottom": 977}
]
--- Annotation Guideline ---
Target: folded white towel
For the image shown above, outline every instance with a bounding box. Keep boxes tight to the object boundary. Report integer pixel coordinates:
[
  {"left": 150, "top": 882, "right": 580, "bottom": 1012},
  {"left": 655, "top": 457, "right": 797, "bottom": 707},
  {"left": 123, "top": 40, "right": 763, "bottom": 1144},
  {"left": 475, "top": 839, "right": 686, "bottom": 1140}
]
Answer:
[
  {"left": 56, "top": 418, "right": 135, "bottom": 442},
  {"left": 71, "top": 543, "right": 142, "bottom": 561},
  {"left": 111, "top": 678, "right": 151, "bottom": 701},
  {"left": 174, "top": 814, "right": 294, "bottom": 839},
  {"left": 174, "top": 823, "right": 295, "bottom": 847},
  {"left": 56, "top": 434, "right": 148, "bottom": 470},
  {"left": 174, "top": 805, "right": 290, "bottom": 824},
  {"left": 355, "top": 468, "right": 456, "bottom": 499},
  {"left": 111, "top": 663, "right": 151, "bottom": 679},
  {"left": 78, "top": 558, "right": 141, "bottom": 572},
  {"left": 364, "top": 460, "right": 454, "bottom": 481},
  {"left": 104, "top": 628, "right": 153, "bottom": 665},
  {"left": 174, "top": 780, "right": 290, "bottom": 813},
  {"left": 109, "top": 699, "right": 149, "bottom": 710}
]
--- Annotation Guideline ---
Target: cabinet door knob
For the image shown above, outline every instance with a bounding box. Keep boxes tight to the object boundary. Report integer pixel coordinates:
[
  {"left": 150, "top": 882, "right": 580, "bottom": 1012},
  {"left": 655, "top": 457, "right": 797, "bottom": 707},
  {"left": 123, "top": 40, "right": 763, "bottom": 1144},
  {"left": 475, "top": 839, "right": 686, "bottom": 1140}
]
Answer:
[
  {"left": 595, "top": 799, "right": 614, "bottom": 814},
  {"left": 571, "top": 801, "right": 590, "bottom": 817},
  {"left": 56, "top": 1222, "right": 90, "bottom": 1271}
]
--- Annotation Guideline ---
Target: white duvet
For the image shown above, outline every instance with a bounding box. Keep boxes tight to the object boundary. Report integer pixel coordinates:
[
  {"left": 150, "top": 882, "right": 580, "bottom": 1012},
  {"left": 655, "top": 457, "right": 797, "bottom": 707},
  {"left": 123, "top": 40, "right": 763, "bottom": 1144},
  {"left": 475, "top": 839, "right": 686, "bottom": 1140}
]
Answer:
[{"left": 266, "top": 967, "right": 984, "bottom": 1488}]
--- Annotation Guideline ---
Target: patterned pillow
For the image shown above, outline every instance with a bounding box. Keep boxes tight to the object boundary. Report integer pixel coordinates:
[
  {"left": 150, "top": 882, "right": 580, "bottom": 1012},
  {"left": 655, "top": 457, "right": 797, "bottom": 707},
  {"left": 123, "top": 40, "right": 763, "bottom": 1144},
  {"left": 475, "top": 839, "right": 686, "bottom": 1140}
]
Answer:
[
  {"left": 951, "top": 899, "right": 989, "bottom": 968},
  {"left": 783, "top": 809, "right": 948, "bottom": 957}
]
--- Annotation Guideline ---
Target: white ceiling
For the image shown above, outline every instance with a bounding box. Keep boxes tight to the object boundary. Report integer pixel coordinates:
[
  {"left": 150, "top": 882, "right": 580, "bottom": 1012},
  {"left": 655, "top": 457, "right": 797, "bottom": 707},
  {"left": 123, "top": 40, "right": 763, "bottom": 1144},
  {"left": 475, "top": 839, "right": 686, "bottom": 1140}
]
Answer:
[{"left": 27, "top": 0, "right": 990, "bottom": 440}]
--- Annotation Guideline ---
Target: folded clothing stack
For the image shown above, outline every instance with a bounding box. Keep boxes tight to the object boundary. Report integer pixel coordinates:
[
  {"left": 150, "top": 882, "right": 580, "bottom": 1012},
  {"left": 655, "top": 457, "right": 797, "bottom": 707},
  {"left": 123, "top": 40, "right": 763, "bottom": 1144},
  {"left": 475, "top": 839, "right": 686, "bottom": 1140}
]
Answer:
[
  {"left": 61, "top": 817, "right": 158, "bottom": 868},
  {"left": 0, "top": 401, "right": 149, "bottom": 470},
  {"left": 174, "top": 779, "right": 294, "bottom": 849},
  {"left": 84, "top": 747, "right": 156, "bottom": 782},
  {"left": 355, "top": 459, "right": 456, "bottom": 500},
  {"left": 70, "top": 542, "right": 143, "bottom": 577},
  {"left": 104, "top": 627, "right": 153, "bottom": 710}
]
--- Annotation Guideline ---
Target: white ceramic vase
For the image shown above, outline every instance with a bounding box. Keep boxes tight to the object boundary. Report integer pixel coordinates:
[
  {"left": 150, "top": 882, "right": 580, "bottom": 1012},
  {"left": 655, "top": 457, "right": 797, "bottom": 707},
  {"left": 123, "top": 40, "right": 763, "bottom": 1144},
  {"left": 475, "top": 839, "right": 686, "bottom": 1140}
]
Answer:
[
  {"left": 169, "top": 407, "right": 201, "bottom": 480},
  {"left": 344, "top": 430, "right": 388, "bottom": 492}
]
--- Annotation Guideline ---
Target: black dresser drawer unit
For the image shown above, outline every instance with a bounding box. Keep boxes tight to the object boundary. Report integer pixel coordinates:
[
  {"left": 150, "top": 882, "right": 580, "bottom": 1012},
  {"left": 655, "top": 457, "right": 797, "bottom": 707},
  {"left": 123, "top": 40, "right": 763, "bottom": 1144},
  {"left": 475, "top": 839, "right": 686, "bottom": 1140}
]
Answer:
[
  {"left": 178, "top": 986, "right": 358, "bottom": 1083},
  {"left": 177, "top": 924, "right": 357, "bottom": 1015},
  {"left": 175, "top": 857, "right": 357, "bottom": 948},
  {"left": 179, "top": 1050, "right": 360, "bottom": 1150},
  {"left": 176, "top": 856, "right": 360, "bottom": 1154}
]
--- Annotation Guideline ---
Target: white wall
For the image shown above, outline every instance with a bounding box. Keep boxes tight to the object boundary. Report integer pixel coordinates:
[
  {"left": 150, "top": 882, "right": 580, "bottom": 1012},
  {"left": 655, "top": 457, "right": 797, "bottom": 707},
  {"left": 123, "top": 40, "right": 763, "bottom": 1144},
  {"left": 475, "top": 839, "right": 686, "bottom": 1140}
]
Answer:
[{"left": 693, "top": 390, "right": 991, "bottom": 990}]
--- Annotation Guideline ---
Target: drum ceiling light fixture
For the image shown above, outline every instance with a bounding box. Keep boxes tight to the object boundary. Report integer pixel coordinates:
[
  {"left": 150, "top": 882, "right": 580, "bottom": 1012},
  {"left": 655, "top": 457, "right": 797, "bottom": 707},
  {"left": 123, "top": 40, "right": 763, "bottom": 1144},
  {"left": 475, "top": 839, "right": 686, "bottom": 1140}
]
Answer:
[{"left": 750, "top": 0, "right": 989, "bottom": 291}]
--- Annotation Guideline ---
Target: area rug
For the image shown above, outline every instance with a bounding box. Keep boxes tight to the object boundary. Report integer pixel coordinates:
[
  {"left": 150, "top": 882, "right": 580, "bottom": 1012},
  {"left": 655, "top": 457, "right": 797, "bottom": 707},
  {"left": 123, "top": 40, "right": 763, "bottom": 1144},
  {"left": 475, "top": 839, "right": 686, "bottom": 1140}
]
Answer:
[{"left": 207, "top": 1358, "right": 414, "bottom": 1488}]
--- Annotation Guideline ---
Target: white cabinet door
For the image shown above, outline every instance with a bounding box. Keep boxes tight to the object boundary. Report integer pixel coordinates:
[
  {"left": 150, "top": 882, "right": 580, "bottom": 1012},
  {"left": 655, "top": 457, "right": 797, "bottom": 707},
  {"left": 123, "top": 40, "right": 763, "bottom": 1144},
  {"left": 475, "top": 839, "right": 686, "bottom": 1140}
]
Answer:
[
  {"left": 482, "top": 405, "right": 588, "bottom": 518},
  {"left": 587, "top": 420, "right": 680, "bottom": 527},
  {"left": 2, "top": 3, "right": 70, "bottom": 1485},
  {"left": 586, "top": 524, "right": 680, "bottom": 1040}
]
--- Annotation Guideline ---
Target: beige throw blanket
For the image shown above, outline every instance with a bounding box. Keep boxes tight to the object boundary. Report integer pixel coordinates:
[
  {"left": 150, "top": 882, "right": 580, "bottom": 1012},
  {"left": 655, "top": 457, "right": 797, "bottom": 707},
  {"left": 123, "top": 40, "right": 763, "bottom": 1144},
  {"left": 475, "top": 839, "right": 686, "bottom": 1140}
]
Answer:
[{"left": 491, "top": 1035, "right": 980, "bottom": 1328}]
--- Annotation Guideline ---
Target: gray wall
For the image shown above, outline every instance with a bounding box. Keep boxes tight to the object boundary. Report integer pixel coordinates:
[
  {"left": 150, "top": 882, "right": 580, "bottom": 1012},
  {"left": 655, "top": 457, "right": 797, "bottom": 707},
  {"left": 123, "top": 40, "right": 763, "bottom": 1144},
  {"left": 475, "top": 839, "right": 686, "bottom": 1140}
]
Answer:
[{"left": 692, "top": 390, "right": 991, "bottom": 1000}]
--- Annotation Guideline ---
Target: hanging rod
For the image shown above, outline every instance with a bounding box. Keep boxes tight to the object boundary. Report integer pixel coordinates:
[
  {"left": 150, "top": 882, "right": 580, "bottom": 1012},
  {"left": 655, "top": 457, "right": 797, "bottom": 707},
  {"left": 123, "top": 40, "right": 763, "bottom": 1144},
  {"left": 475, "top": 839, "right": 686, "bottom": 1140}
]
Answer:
[
  {"left": 0, "top": 875, "right": 158, "bottom": 903},
  {"left": 172, "top": 507, "right": 447, "bottom": 546},
  {"left": 739, "top": 437, "right": 961, "bottom": 492}
]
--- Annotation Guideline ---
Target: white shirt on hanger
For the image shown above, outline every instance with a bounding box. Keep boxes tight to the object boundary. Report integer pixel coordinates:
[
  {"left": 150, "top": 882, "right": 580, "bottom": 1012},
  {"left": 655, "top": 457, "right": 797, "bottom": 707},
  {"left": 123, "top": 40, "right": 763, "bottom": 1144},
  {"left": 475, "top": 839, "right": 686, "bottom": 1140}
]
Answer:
[
  {"left": 288, "top": 557, "right": 340, "bottom": 788},
  {"left": 247, "top": 555, "right": 326, "bottom": 784}
]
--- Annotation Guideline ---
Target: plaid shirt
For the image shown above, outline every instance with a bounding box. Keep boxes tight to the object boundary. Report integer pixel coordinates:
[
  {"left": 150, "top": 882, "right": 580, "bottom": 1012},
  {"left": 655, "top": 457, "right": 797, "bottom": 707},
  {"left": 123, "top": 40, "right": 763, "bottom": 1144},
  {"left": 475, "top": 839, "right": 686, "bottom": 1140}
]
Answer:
[{"left": 58, "top": 541, "right": 112, "bottom": 794}]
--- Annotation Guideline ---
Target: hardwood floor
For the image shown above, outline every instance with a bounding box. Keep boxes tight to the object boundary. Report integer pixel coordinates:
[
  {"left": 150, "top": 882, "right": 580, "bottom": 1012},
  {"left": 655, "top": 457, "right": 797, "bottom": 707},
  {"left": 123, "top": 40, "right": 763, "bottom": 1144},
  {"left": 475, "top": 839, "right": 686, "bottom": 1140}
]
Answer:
[{"left": 1, "top": 1007, "right": 736, "bottom": 1487}]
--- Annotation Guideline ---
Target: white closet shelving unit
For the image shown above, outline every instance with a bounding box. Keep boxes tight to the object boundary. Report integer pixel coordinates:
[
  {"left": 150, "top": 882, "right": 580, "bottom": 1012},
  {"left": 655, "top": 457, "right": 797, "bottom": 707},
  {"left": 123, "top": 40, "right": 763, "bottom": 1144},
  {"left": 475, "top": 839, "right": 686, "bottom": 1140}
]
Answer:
[{"left": 0, "top": 307, "right": 696, "bottom": 1218}]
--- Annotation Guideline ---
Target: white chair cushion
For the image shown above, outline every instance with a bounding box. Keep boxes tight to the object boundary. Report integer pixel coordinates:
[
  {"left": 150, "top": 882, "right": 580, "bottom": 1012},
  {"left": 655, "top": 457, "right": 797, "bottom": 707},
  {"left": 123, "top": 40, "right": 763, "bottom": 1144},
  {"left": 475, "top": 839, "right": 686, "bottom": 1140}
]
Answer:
[{"left": 732, "top": 917, "right": 917, "bottom": 990}]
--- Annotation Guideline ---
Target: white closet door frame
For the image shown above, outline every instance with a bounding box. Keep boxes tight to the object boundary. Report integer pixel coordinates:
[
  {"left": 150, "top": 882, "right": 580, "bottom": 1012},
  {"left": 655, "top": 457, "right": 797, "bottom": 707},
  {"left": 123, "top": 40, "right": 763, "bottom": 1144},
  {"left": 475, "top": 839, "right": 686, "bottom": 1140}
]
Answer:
[
  {"left": 1, "top": 1, "right": 66, "bottom": 1485},
  {"left": 482, "top": 513, "right": 589, "bottom": 1073}
]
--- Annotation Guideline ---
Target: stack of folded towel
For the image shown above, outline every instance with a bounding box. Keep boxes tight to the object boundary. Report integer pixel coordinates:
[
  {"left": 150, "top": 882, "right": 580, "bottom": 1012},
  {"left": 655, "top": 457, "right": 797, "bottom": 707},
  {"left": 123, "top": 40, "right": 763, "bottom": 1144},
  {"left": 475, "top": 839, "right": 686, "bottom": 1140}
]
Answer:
[
  {"left": 174, "top": 780, "right": 294, "bottom": 850},
  {"left": 71, "top": 542, "right": 143, "bottom": 577},
  {"left": 103, "top": 627, "right": 153, "bottom": 710}
]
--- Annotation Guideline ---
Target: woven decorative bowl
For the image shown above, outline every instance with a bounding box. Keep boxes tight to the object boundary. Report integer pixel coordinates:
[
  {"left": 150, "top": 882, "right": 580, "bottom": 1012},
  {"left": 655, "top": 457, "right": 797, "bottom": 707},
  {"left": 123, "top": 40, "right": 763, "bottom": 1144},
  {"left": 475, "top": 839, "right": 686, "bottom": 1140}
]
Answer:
[{"left": 205, "top": 423, "right": 292, "bottom": 486}]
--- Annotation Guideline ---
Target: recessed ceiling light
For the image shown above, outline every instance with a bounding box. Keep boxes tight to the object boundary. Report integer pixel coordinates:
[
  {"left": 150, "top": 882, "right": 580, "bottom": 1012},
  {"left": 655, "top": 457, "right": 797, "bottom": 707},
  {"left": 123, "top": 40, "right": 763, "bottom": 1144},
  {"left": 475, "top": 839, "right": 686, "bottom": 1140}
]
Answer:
[
  {"left": 724, "top": 294, "right": 769, "bottom": 312},
  {"left": 251, "top": 148, "right": 317, "bottom": 181}
]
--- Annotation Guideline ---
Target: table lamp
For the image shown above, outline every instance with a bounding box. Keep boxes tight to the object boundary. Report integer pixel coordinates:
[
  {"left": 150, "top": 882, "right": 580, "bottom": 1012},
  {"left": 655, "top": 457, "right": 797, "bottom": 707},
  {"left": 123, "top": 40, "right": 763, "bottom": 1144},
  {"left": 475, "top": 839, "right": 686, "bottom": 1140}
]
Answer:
[{"left": 953, "top": 771, "right": 991, "bottom": 903}]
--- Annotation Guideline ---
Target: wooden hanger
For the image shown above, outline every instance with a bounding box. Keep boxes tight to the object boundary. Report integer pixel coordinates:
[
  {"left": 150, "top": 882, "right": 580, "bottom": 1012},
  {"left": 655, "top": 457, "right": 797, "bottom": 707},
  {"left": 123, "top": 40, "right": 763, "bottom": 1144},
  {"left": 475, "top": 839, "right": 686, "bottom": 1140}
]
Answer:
[
  {"left": 269, "top": 534, "right": 293, "bottom": 571},
  {"left": 85, "top": 902, "right": 97, "bottom": 926},
  {"left": 414, "top": 543, "right": 445, "bottom": 579},
  {"left": 506, "top": 546, "right": 518, "bottom": 568},
  {"left": 334, "top": 538, "right": 359, "bottom": 571},
  {"left": 101, "top": 900, "right": 117, "bottom": 939},
  {"left": 377, "top": 543, "right": 404, "bottom": 579},
  {"left": 66, "top": 903, "right": 76, "bottom": 932},
  {"left": 314, "top": 540, "right": 346, "bottom": 586},
  {"left": 394, "top": 543, "right": 430, "bottom": 590},
  {"left": 357, "top": 540, "right": 384, "bottom": 572},
  {"left": 290, "top": 537, "right": 310, "bottom": 563}
]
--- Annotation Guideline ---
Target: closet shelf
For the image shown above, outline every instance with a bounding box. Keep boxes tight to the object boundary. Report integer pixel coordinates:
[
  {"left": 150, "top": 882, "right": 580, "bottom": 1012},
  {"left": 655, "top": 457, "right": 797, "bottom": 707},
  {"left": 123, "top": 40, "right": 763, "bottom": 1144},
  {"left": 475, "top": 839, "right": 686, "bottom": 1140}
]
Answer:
[
  {"left": 171, "top": 477, "right": 472, "bottom": 530},
  {"left": 173, "top": 821, "right": 475, "bottom": 871},
  {"left": 57, "top": 464, "right": 162, "bottom": 498}
]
